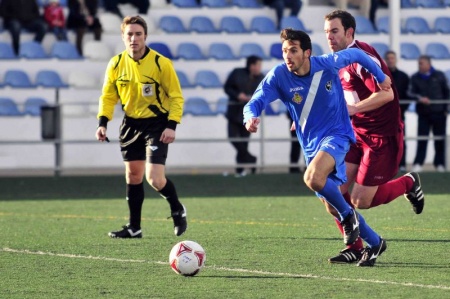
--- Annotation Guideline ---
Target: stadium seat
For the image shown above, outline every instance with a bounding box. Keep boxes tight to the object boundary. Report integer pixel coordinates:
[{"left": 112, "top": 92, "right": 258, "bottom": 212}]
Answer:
[
  {"left": 434, "top": 17, "right": 450, "bottom": 34},
  {"left": 35, "top": 70, "right": 69, "bottom": 88},
  {"left": 415, "top": 0, "right": 444, "bottom": 7},
  {"left": 0, "top": 42, "right": 17, "bottom": 59},
  {"left": 208, "top": 43, "right": 237, "bottom": 60},
  {"left": 354, "top": 16, "right": 378, "bottom": 34},
  {"left": 159, "top": 16, "right": 188, "bottom": 33},
  {"left": 176, "top": 42, "right": 205, "bottom": 60},
  {"left": 0, "top": 97, "right": 23, "bottom": 116},
  {"left": 149, "top": 42, "right": 175, "bottom": 59},
  {"left": 194, "top": 70, "right": 222, "bottom": 88},
  {"left": 370, "top": 42, "right": 389, "bottom": 58},
  {"left": 250, "top": 16, "right": 278, "bottom": 34},
  {"left": 51, "top": 41, "right": 82, "bottom": 59},
  {"left": 232, "top": 0, "right": 263, "bottom": 8},
  {"left": 189, "top": 16, "right": 219, "bottom": 33},
  {"left": 220, "top": 16, "right": 248, "bottom": 33},
  {"left": 425, "top": 43, "right": 450, "bottom": 59},
  {"left": 23, "top": 97, "right": 48, "bottom": 116},
  {"left": 68, "top": 71, "right": 99, "bottom": 88},
  {"left": 83, "top": 41, "right": 112, "bottom": 61},
  {"left": 269, "top": 43, "right": 283, "bottom": 60},
  {"left": 176, "top": 70, "right": 196, "bottom": 88},
  {"left": 202, "top": 0, "right": 232, "bottom": 7},
  {"left": 376, "top": 16, "right": 390, "bottom": 33},
  {"left": 19, "top": 41, "right": 48, "bottom": 59},
  {"left": 184, "top": 97, "right": 216, "bottom": 116},
  {"left": 215, "top": 97, "right": 229, "bottom": 115},
  {"left": 401, "top": 0, "right": 416, "bottom": 8},
  {"left": 445, "top": 0, "right": 450, "bottom": 7},
  {"left": 400, "top": 43, "right": 421, "bottom": 60},
  {"left": 404, "top": 17, "right": 433, "bottom": 34},
  {"left": 280, "top": 17, "right": 312, "bottom": 33},
  {"left": 98, "top": 13, "right": 122, "bottom": 33},
  {"left": 239, "top": 43, "right": 268, "bottom": 59},
  {"left": 172, "top": 0, "right": 200, "bottom": 7},
  {"left": 4, "top": 69, "right": 35, "bottom": 88},
  {"left": 312, "top": 43, "right": 324, "bottom": 56}
]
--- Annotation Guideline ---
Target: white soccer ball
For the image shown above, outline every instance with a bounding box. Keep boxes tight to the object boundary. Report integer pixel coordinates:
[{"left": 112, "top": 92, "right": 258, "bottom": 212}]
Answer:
[{"left": 169, "top": 240, "right": 206, "bottom": 276}]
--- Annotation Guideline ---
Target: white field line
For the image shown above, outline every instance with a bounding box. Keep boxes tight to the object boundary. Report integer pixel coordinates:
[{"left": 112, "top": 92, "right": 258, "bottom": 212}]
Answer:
[{"left": 2, "top": 247, "right": 449, "bottom": 291}]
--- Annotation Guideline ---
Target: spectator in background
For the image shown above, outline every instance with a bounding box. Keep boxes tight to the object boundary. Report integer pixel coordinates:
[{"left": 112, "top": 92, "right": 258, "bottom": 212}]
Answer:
[
  {"left": 103, "top": 0, "right": 150, "bottom": 19},
  {"left": 384, "top": 50, "right": 410, "bottom": 172},
  {"left": 67, "top": 0, "right": 102, "bottom": 55},
  {"left": 263, "top": 0, "right": 303, "bottom": 29},
  {"left": 224, "top": 55, "right": 264, "bottom": 177},
  {"left": 44, "top": 0, "right": 68, "bottom": 41},
  {"left": 330, "top": 0, "right": 373, "bottom": 25},
  {"left": 0, "top": 0, "right": 48, "bottom": 55},
  {"left": 409, "top": 55, "right": 449, "bottom": 173}
]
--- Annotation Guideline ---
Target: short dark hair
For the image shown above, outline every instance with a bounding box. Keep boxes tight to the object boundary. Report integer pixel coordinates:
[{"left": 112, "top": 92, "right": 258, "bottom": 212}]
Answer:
[
  {"left": 246, "top": 55, "right": 262, "bottom": 69},
  {"left": 324, "top": 10, "right": 356, "bottom": 38},
  {"left": 121, "top": 15, "right": 148, "bottom": 35},
  {"left": 418, "top": 55, "right": 431, "bottom": 63},
  {"left": 384, "top": 50, "right": 396, "bottom": 59},
  {"left": 280, "top": 28, "right": 312, "bottom": 52}
]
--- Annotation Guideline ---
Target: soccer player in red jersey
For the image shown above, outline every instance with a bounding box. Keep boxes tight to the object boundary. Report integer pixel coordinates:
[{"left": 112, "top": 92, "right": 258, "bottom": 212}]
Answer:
[{"left": 322, "top": 10, "right": 425, "bottom": 264}]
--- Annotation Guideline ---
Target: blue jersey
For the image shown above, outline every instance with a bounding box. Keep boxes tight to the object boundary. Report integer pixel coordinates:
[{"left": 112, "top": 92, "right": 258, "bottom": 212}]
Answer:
[{"left": 243, "top": 48, "right": 386, "bottom": 161}]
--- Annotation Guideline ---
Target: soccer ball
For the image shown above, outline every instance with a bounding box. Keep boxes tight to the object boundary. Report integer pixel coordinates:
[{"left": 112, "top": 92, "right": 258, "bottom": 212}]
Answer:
[{"left": 169, "top": 240, "right": 206, "bottom": 276}]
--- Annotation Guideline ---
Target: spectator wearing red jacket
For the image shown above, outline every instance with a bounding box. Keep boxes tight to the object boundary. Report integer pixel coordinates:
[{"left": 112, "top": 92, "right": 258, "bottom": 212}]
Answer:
[{"left": 44, "top": 0, "right": 68, "bottom": 40}]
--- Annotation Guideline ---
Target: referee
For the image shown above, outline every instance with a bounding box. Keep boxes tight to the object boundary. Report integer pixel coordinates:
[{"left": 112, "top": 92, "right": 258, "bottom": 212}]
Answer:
[{"left": 95, "top": 15, "right": 187, "bottom": 238}]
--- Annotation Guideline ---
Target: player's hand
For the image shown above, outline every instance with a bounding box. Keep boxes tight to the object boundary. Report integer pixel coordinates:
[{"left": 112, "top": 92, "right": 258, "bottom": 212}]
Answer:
[
  {"left": 96, "top": 126, "right": 109, "bottom": 142},
  {"left": 378, "top": 74, "right": 392, "bottom": 91},
  {"left": 160, "top": 128, "right": 175, "bottom": 144},
  {"left": 290, "top": 121, "right": 296, "bottom": 131},
  {"left": 419, "top": 96, "right": 431, "bottom": 105},
  {"left": 245, "top": 117, "right": 260, "bottom": 133},
  {"left": 347, "top": 104, "right": 357, "bottom": 116}
]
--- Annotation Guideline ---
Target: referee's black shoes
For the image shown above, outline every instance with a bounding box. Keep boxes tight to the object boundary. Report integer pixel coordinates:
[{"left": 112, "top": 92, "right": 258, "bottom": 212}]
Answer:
[{"left": 108, "top": 224, "right": 142, "bottom": 239}]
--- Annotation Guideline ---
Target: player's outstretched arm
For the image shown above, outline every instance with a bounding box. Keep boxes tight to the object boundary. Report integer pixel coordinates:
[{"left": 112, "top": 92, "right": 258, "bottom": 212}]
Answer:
[{"left": 245, "top": 118, "right": 260, "bottom": 133}]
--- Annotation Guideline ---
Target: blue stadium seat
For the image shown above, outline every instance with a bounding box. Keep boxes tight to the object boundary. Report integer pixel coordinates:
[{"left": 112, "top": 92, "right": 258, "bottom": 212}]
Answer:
[
  {"left": 189, "top": 16, "right": 219, "bottom": 33},
  {"left": 415, "top": 0, "right": 444, "bottom": 7},
  {"left": 354, "top": 16, "right": 378, "bottom": 34},
  {"left": 238, "top": 43, "right": 268, "bottom": 59},
  {"left": 400, "top": 43, "right": 421, "bottom": 60},
  {"left": 0, "top": 97, "right": 23, "bottom": 116},
  {"left": 35, "top": 70, "right": 69, "bottom": 88},
  {"left": 404, "top": 17, "right": 433, "bottom": 34},
  {"left": 208, "top": 43, "right": 237, "bottom": 60},
  {"left": 176, "top": 70, "right": 196, "bottom": 88},
  {"left": 159, "top": 16, "right": 188, "bottom": 33},
  {"left": 434, "top": 17, "right": 450, "bottom": 34},
  {"left": 370, "top": 42, "right": 389, "bottom": 58},
  {"left": 194, "top": 70, "right": 222, "bottom": 88},
  {"left": 425, "top": 43, "right": 450, "bottom": 59},
  {"left": 177, "top": 42, "right": 205, "bottom": 60},
  {"left": 184, "top": 97, "right": 216, "bottom": 116},
  {"left": 220, "top": 16, "right": 248, "bottom": 33},
  {"left": 269, "top": 43, "right": 283, "bottom": 60},
  {"left": 280, "top": 17, "right": 312, "bottom": 33},
  {"left": 202, "top": 0, "right": 232, "bottom": 7},
  {"left": 172, "top": 0, "right": 200, "bottom": 7},
  {"left": 19, "top": 41, "right": 48, "bottom": 59},
  {"left": 148, "top": 42, "right": 175, "bottom": 59},
  {"left": 51, "top": 41, "right": 82, "bottom": 59},
  {"left": 312, "top": 43, "right": 324, "bottom": 56},
  {"left": 23, "top": 97, "right": 48, "bottom": 116},
  {"left": 4, "top": 70, "right": 36, "bottom": 88},
  {"left": 215, "top": 97, "right": 229, "bottom": 115},
  {"left": 376, "top": 16, "right": 390, "bottom": 33},
  {"left": 0, "top": 42, "right": 17, "bottom": 59},
  {"left": 232, "top": 0, "right": 263, "bottom": 7},
  {"left": 401, "top": 0, "right": 416, "bottom": 8},
  {"left": 445, "top": 0, "right": 450, "bottom": 7},
  {"left": 250, "top": 16, "right": 278, "bottom": 34}
]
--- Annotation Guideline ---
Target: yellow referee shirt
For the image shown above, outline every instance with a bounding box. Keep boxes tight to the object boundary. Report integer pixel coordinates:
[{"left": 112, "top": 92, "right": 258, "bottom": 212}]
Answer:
[{"left": 98, "top": 48, "right": 184, "bottom": 124}]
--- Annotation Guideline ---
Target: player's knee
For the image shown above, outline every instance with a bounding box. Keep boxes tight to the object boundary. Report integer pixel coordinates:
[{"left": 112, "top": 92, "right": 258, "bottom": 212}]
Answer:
[
  {"left": 352, "top": 198, "right": 371, "bottom": 209},
  {"left": 146, "top": 176, "right": 166, "bottom": 191},
  {"left": 303, "top": 169, "right": 325, "bottom": 192}
]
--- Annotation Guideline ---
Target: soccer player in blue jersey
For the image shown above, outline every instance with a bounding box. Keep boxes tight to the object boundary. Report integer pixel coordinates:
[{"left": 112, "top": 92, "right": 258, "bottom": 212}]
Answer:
[{"left": 243, "top": 28, "right": 390, "bottom": 266}]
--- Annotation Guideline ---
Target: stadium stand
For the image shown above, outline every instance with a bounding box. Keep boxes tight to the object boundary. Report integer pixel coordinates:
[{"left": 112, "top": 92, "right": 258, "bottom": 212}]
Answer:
[
  {"left": 354, "top": 15, "right": 379, "bottom": 34},
  {"left": 35, "top": 70, "right": 68, "bottom": 88},
  {"left": 239, "top": 43, "right": 269, "bottom": 59},
  {"left": 403, "top": 16, "right": 434, "bottom": 34},
  {"left": 159, "top": 16, "right": 188, "bottom": 33},
  {"left": 269, "top": 43, "right": 283, "bottom": 60},
  {"left": 401, "top": 42, "right": 422, "bottom": 59},
  {"left": 148, "top": 42, "right": 175, "bottom": 59},
  {"left": 184, "top": 97, "right": 216, "bottom": 116},
  {"left": 201, "top": 0, "right": 232, "bottom": 8},
  {"left": 82, "top": 41, "right": 113, "bottom": 61},
  {"left": 371, "top": 42, "right": 389, "bottom": 58},
  {"left": 0, "top": 42, "right": 17, "bottom": 59},
  {"left": 172, "top": 0, "right": 201, "bottom": 8},
  {"left": 194, "top": 70, "right": 223, "bottom": 88},
  {"left": 177, "top": 42, "right": 206, "bottom": 60},
  {"left": 220, "top": 16, "right": 249, "bottom": 33},
  {"left": 425, "top": 42, "right": 450, "bottom": 59},
  {"left": 23, "top": 97, "right": 48, "bottom": 116},
  {"left": 51, "top": 41, "right": 83, "bottom": 59},
  {"left": 434, "top": 17, "right": 450, "bottom": 34},
  {"left": 4, "top": 70, "right": 36, "bottom": 88},
  {"left": 0, "top": 97, "right": 23, "bottom": 116},
  {"left": 19, "top": 41, "right": 48, "bottom": 59},
  {"left": 176, "top": 70, "right": 196, "bottom": 88},
  {"left": 190, "top": 16, "right": 219, "bottom": 33},
  {"left": 208, "top": 43, "right": 238, "bottom": 60},
  {"left": 250, "top": 16, "right": 278, "bottom": 34},
  {"left": 280, "top": 16, "right": 312, "bottom": 33}
]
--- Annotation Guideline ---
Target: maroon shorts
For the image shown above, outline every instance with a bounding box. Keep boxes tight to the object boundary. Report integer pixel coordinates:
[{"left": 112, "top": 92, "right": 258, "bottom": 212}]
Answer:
[{"left": 345, "top": 130, "right": 403, "bottom": 186}]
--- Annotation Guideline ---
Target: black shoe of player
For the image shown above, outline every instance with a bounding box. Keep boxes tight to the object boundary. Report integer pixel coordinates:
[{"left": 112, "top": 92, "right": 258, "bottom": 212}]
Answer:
[
  {"left": 328, "top": 248, "right": 363, "bottom": 264},
  {"left": 340, "top": 210, "right": 360, "bottom": 245},
  {"left": 108, "top": 224, "right": 142, "bottom": 239},
  {"left": 357, "top": 238, "right": 387, "bottom": 267},
  {"left": 403, "top": 172, "right": 425, "bottom": 214},
  {"left": 168, "top": 205, "right": 187, "bottom": 236}
]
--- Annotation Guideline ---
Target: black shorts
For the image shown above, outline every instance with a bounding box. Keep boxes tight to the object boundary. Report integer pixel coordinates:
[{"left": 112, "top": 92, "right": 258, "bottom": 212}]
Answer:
[{"left": 119, "top": 115, "right": 169, "bottom": 165}]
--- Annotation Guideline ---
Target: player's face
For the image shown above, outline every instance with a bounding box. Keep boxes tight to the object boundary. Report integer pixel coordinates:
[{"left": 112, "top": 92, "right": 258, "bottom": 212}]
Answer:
[
  {"left": 282, "top": 40, "right": 310, "bottom": 76},
  {"left": 385, "top": 53, "right": 397, "bottom": 70},
  {"left": 122, "top": 24, "right": 147, "bottom": 57},
  {"left": 324, "top": 18, "right": 352, "bottom": 52}
]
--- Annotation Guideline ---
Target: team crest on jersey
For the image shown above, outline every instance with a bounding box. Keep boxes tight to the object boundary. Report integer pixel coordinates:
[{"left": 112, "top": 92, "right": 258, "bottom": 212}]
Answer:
[
  {"left": 325, "top": 81, "right": 332, "bottom": 92},
  {"left": 142, "top": 84, "right": 153, "bottom": 96},
  {"left": 343, "top": 71, "right": 351, "bottom": 82},
  {"left": 292, "top": 92, "right": 302, "bottom": 104}
]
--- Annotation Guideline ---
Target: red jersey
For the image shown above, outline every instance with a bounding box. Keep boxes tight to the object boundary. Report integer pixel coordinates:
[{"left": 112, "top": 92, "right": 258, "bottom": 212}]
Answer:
[{"left": 339, "top": 40, "right": 402, "bottom": 136}]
